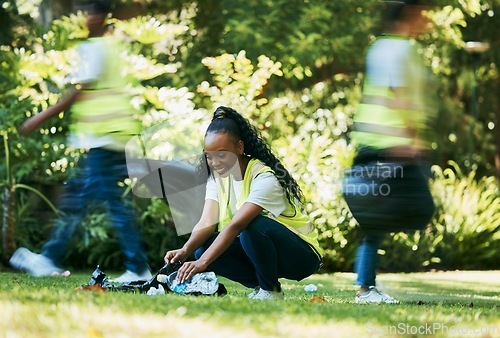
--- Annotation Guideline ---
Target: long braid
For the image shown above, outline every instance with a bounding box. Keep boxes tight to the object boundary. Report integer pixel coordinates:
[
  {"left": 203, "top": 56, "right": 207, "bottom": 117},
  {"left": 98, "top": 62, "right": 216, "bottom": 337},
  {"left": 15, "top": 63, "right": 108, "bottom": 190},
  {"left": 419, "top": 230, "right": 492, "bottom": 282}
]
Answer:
[
  {"left": 205, "top": 106, "right": 304, "bottom": 205},
  {"left": 195, "top": 149, "right": 210, "bottom": 187}
]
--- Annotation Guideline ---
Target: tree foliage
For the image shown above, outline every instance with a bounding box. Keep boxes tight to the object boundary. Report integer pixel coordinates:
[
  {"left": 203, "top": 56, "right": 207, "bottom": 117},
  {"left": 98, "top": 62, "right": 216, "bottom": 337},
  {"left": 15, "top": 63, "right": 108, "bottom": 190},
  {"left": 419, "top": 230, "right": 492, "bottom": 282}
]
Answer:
[{"left": 0, "top": 0, "right": 498, "bottom": 271}]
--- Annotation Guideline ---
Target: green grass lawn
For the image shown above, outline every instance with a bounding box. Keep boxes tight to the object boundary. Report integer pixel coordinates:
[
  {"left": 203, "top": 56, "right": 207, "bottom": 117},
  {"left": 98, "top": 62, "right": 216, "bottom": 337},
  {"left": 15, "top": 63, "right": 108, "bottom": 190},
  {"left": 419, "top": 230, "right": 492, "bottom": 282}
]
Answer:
[{"left": 0, "top": 269, "right": 498, "bottom": 338}]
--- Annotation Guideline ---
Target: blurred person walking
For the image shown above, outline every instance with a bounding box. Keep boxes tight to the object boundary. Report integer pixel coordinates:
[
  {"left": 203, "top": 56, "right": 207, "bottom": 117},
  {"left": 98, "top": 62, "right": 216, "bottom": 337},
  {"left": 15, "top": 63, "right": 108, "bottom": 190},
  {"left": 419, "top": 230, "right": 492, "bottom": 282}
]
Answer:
[
  {"left": 10, "top": 0, "right": 151, "bottom": 282},
  {"left": 343, "top": 0, "right": 436, "bottom": 304}
]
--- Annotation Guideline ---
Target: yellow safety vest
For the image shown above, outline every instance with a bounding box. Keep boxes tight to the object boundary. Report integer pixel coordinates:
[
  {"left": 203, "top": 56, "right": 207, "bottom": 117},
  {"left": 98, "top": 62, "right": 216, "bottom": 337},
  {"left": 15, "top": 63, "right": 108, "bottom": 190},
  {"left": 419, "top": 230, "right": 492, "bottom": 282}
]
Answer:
[
  {"left": 215, "top": 158, "right": 324, "bottom": 257},
  {"left": 71, "top": 36, "right": 141, "bottom": 150},
  {"left": 350, "top": 36, "right": 431, "bottom": 150}
]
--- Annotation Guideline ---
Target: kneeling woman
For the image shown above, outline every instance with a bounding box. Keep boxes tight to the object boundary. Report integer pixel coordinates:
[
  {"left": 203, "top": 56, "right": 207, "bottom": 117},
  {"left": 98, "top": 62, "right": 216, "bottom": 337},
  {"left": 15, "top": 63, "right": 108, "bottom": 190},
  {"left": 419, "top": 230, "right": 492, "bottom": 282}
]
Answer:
[{"left": 164, "top": 106, "right": 323, "bottom": 300}]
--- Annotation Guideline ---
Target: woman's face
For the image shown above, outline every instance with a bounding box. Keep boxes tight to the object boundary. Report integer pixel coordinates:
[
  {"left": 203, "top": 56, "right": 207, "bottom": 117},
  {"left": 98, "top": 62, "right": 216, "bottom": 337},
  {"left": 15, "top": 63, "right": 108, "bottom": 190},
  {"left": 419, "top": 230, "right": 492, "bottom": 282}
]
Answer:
[{"left": 204, "top": 132, "right": 243, "bottom": 178}]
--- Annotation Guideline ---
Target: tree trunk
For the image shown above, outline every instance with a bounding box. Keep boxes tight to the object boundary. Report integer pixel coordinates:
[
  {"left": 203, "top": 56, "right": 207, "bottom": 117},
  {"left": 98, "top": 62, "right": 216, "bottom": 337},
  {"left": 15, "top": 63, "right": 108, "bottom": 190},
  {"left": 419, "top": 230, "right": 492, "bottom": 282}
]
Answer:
[{"left": 2, "top": 186, "right": 16, "bottom": 263}]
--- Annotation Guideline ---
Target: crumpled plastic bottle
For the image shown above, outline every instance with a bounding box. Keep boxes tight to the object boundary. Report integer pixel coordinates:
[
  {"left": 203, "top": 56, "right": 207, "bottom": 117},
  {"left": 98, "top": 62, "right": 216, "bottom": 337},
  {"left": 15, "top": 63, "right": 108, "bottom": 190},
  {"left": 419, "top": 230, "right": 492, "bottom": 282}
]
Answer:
[
  {"left": 304, "top": 284, "right": 318, "bottom": 292},
  {"left": 172, "top": 283, "right": 187, "bottom": 295},
  {"left": 147, "top": 284, "right": 166, "bottom": 296}
]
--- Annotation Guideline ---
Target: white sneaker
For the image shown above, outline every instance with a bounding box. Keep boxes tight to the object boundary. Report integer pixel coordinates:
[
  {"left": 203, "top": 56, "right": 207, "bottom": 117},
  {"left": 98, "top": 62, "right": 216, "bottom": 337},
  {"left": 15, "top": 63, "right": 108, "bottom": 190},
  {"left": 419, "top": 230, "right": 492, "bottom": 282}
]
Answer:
[
  {"left": 9, "top": 247, "right": 64, "bottom": 277},
  {"left": 110, "top": 269, "right": 152, "bottom": 284},
  {"left": 355, "top": 286, "right": 399, "bottom": 304},
  {"left": 251, "top": 288, "right": 284, "bottom": 300},
  {"left": 247, "top": 286, "right": 260, "bottom": 299}
]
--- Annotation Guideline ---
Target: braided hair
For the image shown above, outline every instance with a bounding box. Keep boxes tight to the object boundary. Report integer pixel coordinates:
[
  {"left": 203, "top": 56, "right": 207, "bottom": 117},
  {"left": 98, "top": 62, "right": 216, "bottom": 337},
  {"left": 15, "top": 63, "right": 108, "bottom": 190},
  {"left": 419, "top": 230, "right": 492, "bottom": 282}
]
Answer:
[{"left": 199, "top": 106, "right": 304, "bottom": 206}]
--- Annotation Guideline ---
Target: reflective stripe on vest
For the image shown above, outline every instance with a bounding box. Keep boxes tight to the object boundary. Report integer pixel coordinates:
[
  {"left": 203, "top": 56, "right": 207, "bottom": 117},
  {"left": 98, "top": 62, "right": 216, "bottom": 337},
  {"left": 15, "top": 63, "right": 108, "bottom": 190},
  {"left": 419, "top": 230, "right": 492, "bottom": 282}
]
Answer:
[
  {"left": 71, "top": 36, "right": 140, "bottom": 146},
  {"left": 351, "top": 37, "right": 429, "bottom": 149}
]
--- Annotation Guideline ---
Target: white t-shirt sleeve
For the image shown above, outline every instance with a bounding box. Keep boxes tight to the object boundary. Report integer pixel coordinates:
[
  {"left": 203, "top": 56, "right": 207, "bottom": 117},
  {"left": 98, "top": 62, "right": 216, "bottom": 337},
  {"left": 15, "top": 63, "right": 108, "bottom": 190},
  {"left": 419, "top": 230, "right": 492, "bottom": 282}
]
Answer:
[
  {"left": 72, "top": 40, "right": 105, "bottom": 85},
  {"left": 246, "top": 172, "right": 287, "bottom": 217},
  {"left": 366, "top": 39, "right": 411, "bottom": 89},
  {"left": 205, "top": 177, "right": 219, "bottom": 202}
]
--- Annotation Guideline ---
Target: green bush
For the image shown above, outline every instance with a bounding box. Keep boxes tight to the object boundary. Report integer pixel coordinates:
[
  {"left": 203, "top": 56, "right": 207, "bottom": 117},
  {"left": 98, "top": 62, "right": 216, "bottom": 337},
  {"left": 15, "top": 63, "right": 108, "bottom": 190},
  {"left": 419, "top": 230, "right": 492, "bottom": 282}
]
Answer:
[
  {"left": 62, "top": 198, "right": 189, "bottom": 271},
  {"left": 429, "top": 162, "right": 500, "bottom": 269},
  {"left": 380, "top": 162, "right": 500, "bottom": 272}
]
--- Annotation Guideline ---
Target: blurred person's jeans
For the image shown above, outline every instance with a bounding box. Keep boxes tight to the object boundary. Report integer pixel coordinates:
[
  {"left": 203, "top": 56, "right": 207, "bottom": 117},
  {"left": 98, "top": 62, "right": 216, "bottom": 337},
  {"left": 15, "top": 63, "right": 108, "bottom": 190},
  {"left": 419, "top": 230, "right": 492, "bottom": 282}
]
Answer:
[
  {"left": 350, "top": 146, "right": 434, "bottom": 287},
  {"left": 41, "top": 148, "right": 148, "bottom": 273},
  {"left": 354, "top": 234, "right": 385, "bottom": 287},
  {"left": 194, "top": 215, "right": 321, "bottom": 292}
]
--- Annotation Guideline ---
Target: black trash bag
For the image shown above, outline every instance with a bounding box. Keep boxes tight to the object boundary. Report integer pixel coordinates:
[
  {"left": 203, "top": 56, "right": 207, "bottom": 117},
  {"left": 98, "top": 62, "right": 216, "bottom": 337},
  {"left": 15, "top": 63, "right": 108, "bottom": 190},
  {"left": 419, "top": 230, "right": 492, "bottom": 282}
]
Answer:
[
  {"left": 81, "top": 262, "right": 227, "bottom": 296},
  {"left": 81, "top": 262, "right": 182, "bottom": 293},
  {"left": 87, "top": 265, "right": 109, "bottom": 287},
  {"left": 82, "top": 265, "right": 111, "bottom": 291},
  {"left": 116, "top": 261, "right": 183, "bottom": 293}
]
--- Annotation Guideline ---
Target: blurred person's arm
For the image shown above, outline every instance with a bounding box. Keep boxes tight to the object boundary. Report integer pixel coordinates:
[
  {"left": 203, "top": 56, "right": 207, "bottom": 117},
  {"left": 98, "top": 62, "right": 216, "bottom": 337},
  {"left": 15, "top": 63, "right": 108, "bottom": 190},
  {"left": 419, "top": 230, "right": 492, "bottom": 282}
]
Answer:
[
  {"left": 20, "top": 40, "right": 104, "bottom": 136},
  {"left": 20, "top": 89, "right": 81, "bottom": 135}
]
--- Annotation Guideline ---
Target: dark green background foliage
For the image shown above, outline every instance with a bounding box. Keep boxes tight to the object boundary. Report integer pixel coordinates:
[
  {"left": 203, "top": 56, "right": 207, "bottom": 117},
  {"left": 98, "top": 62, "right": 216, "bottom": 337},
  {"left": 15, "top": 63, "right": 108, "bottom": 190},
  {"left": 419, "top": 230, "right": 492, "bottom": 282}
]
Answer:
[{"left": 0, "top": 0, "right": 498, "bottom": 272}]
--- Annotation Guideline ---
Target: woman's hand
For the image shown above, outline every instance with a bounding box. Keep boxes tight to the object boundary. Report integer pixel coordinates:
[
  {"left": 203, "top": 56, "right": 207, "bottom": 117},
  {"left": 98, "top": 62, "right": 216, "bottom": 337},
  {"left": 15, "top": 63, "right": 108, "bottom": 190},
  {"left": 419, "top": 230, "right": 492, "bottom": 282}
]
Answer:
[
  {"left": 175, "top": 260, "right": 207, "bottom": 284},
  {"left": 164, "top": 248, "right": 189, "bottom": 264}
]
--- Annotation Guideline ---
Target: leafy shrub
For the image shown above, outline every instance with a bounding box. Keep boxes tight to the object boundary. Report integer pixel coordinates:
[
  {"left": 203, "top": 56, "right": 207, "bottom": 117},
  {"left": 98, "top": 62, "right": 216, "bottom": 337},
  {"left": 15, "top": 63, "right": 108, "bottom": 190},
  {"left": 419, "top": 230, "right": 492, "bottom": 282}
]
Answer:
[
  {"left": 61, "top": 198, "right": 189, "bottom": 271},
  {"left": 429, "top": 162, "right": 499, "bottom": 269},
  {"left": 380, "top": 162, "right": 500, "bottom": 271}
]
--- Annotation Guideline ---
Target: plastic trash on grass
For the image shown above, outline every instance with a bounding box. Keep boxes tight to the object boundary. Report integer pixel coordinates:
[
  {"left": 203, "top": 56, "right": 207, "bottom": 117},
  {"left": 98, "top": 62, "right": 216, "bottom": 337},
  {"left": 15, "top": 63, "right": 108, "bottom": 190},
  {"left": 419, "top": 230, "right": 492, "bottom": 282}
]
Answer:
[
  {"left": 304, "top": 284, "right": 318, "bottom": 292},
  {"left": 79, "top": 262, "right": 226, "bottom": 296},
  {"left": 158, "top": 270, "right": 221, "bottom": 296}
]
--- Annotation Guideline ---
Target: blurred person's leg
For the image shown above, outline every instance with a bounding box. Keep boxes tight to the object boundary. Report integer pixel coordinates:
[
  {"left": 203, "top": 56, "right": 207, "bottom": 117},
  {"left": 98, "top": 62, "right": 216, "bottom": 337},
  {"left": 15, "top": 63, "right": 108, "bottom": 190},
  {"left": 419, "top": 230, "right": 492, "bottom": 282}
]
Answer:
[
  {"left": 91, "top": 148, "right": 149, "bottom": 274},
  {"left": 355, "top": 234, "right": 384, "bottom": 288},
  {"left": 10, "top": 154, "right": 88, "bottom": 276},
  {"left": 41, "top": 156, "right": 89, "bottom": 264},
  {"left": 354, "top": 233, "right": 400, "bottom": 304}
]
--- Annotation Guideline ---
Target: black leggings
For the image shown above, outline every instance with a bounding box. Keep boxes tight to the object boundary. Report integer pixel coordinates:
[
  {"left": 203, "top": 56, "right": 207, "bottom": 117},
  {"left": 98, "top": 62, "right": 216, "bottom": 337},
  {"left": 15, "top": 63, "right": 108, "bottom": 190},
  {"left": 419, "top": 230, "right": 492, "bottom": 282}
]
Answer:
[{"left": 195, "top": 215, "right": 321, "bottom": 292}]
